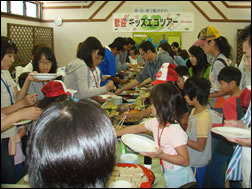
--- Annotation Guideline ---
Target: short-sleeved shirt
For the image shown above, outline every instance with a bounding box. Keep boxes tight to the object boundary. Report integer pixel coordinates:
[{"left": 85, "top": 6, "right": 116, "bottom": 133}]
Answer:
[
  {"left": 187, "top": 108, "right": 212, "bottom": 167},
  {"left": 98, "top": 48, "right": 117, "bottom": 86},
  {"left": 145, "top": 118, "right": 188, "bottom": 170},
  {"left": 223, "top": 96, "right": 240, "bottom": 121},
  {"left": 1, "top": 70, "right": 17, "bottom": 139},
  {"left": 136, "top": 52, "right": 174, "bottom": 84}
]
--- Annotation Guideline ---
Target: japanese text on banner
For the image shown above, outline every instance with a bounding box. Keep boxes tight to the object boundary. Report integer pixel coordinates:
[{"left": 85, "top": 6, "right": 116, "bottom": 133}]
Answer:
[{"left": 112, "top": 12, "right": 194, "bottom": 32}]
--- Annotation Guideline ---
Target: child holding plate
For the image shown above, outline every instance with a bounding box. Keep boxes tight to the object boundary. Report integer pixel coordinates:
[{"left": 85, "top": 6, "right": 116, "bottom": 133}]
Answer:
[
  {"left": 116, "top": 82, "right": 196, "bottom": 188},
  {"left": 28, "top": 46, "right": 58, "bottom": 101}
]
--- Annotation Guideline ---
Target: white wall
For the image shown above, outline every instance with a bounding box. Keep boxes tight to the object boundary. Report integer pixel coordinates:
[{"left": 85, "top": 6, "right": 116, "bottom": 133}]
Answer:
[{"left": 1, "top": 1, "right": 251, "bottom": 67}]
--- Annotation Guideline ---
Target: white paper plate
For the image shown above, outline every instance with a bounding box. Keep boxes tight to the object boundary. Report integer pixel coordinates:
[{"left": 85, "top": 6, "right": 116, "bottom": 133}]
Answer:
[
  {"left": 127, "top": 99, "right": 137, "bottom": 104},
  {"left": 67, "top": 89, "right": 78, "bottom": 94},
  {"left": 109, "top": 180, "right": 132, "bottom": 188},
  {"left": 211, "top": 127, "right": 251, "bottom": 138},
  {"left": 30, "top": 73, "right": 57, "bottom": 80},
  {"left": 99, "top": 94, "right": 117, "bottom": 100},
  {"left": 121, "top": 134, "right": 158, "bottom": 153},
  {"left": 13, "top": 120, "right": 32, "bottom": 126},
  {"left": 103, "top": 75, "right": 111, "bottom": 77}
]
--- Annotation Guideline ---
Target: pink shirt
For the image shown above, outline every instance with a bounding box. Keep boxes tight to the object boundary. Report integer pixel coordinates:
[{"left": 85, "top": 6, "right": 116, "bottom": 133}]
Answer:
[{"left": 145, "top": 118, "right": 188, "bottom": 170}]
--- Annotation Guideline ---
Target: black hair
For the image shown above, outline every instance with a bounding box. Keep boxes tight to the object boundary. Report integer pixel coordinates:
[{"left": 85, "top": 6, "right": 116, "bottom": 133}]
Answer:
[
  {"left": 158, "top": 42, "right": 175, "bottom": 59},
  {"left": 113, "top": 37, "right": 127, "bottom": 47},
  {"left": 1, "top": 36, "right": 18, "bottom": 60},
  {"left": 139, "top": 41, "right": 156, "bottom": 53},
  {"left": 38, "top": 94, "right": 70, "bottom": 110},
  {"left": 175, "top": 66, "right": 189, "bottom": 77},
  {"left": 18, "top": 72, "right": 29, "bottom": 88},
  {"left": 218, "top": 66, "right": 242, "bottom": 86},
  {"left": 178, "top": 49, "right": 189, "bottom": 60},
  {"left": 125, "top": 37, "right": 136, "bottom": 46},
  {"left": 33, "top": 46, "right": 58, "bottom": 73},
  {"left": 109, "top": 40, "right": 124, "bottom": 51},
  {"left": 150, "top": 83, "right": 184, "bottom": 125},
  {"left": 129, "top": 46, "right": 140, "bottom": 55},
  {"left": 184, "top": 76, "right": 211, "bottom": 106},
  {"left": 188, "top": 45, "right": 211, "bottom": 77},
  {"left": 27, "top": 99, "right": 116, "bottom": 188},
  {"left": 208, "top": 36, "right": 233, "bottom": 60},
  {"left": 77, "top": 37, "right": 105, "bottom": 68},
  {"left": 238, "top": 24, "right": 251, "bottom": 46},
  {"left": 171, "top": 42, "right": 179, "bottom": 48}
]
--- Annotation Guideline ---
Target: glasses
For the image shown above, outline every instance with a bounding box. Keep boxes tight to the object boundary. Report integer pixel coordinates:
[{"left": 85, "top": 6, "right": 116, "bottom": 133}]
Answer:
[{"left": 39, "top": 61, "right": 52, "bottom": 66}]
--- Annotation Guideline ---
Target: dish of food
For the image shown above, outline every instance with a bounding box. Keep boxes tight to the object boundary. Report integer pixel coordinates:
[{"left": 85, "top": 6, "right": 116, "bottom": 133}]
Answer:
[
  {"left": 121, "top": 134, "right": 158, "bottom": 153},
  {"left": 107, "top": 163, "right": 154, "bottom": 188},
  {"left": 211, "top": 127, "right": 251, "bottom": 138},
  {"left": 30, "top": 73, "right": 57, "bottom": 80},
  {"left": 13, "top": 120, "right": 32, "bottom": 126}
]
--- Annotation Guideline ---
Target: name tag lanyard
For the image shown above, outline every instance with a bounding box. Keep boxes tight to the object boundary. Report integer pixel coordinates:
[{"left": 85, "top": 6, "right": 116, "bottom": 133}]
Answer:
[{"left": 1, "top": 77, "right": 14, "bottom": 105}]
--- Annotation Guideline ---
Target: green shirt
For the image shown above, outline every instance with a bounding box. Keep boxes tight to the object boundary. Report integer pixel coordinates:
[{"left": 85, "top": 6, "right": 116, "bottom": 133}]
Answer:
[{"left": 189, "top": 65, "right": 211, "bottom": 80}]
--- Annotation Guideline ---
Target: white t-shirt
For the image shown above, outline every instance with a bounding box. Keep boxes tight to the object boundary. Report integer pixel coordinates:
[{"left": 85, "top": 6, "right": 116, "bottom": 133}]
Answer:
[{"left": 1, "top": 70, "right": 17, "bottom": 139}]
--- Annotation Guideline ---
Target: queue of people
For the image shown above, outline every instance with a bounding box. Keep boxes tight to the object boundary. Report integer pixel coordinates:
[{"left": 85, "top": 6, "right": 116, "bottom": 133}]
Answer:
[{"left": 1, "top": 24, "right": 251, "bottom": 188}]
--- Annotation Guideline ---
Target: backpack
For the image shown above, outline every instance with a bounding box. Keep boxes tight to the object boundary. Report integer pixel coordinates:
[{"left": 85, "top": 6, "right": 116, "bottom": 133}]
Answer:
[
  {"left": 210, "top": 109, "right": 224, "bottom": 128},
  {"left": 216, "top": 58, "right": 228, "bottom": 67}
]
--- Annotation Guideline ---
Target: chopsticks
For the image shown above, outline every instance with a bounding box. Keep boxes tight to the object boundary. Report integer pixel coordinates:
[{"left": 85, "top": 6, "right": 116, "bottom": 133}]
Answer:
[
  {"left": 118, "top": 109, "right": 129, "bottom": 130},
  {"left": 141, "top": 94, "right": 145, "bottom": 110}
]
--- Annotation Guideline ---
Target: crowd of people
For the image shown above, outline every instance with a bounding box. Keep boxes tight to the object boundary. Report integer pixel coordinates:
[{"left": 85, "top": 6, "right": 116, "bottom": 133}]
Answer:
[{"left": 1, "top": 24, "right": 251, "bottom": 188}]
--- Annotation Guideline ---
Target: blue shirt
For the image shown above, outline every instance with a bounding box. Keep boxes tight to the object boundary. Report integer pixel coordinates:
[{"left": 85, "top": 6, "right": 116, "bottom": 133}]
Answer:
[{"left": 98, "top": 48, "right": 116, "bottom": 86}]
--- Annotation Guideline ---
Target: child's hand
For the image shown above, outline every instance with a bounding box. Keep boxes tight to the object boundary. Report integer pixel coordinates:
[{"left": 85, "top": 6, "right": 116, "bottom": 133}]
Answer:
[{"left": 140, "top": 147, "right": 162, "bottom": 158}]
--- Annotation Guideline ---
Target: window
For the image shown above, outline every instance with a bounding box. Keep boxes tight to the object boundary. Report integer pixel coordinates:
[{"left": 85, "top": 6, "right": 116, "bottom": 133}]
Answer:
[
  {"left": 1, "top": 1, "right": 7, "bottom": 13},
  {"left": 26, "top": 2, "right": 37, "bottom": 18},
  {"left": 1, "top": 1, "right": 41, "bottom": 19},
  {"left": 10, "top": 1, "right": 24, "bottom": 16}
]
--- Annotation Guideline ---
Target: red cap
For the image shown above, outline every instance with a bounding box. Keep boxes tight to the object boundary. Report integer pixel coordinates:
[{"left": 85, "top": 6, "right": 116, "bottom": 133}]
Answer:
[
  {"left": 152, "top": 63, "right": 177, "bottom": 85},
  {"left": 41, "top": 80, "right": 71, "bottom": 98}
]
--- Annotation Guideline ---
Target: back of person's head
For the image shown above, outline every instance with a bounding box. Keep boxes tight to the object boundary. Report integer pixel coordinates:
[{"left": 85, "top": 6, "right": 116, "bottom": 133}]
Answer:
[
  {"left": 109, "top": 40, "right": 124, "bottom": 51},
  {"left": 150, "top": 83, "right": 184, "bottom": 125},
  {"left": 158, "top": 42, "right": 175, "bottom": 58},
  {"left": 77, "top": 36, "right": 105, "bottom": 67},
  {"left": 184, "top": 76, "right": 211, "bottom": 106},
  {"left": 33, "top": 46, "right": 58, "bottom": 73},
  {"left": 175, "top": 66, "right": 189, "bottom": 78},
  {"left": 238, "top": 24, "right": 251, "bottom": 46},
  {"left": 211, "top": 36, "right": 233, "bottom": 60},
  {"left": 125, "top": 37, "right": 136, "bottom": 46},
  {"left": 113, "top": 37, "right": 127, "bottom": 48},
  {"left": 139, "top": 41, "right": 156, "bottom": 53},
  {"left": 18, "top": 72, "right": 29, "bottom": 88},
  {"left": 218, "top": 66, "right": 242, "bottom": 86},
  {"left": 178, "top": 49, "right": 189, "bottom": 60},
  {"left": 76, "top": 42, "right": 83, "bottom": 54},
  {"left": 39, "top": 80, "right": 72, "bottom": 109},
  {"left": 171, "top": 42, "right": 179, "bottom": 49},
  {"left": 27, "top": 99, "right": 116, "bottom": 188},
  {"left": 1, "top": 36, "right": 17, "bottom": 61}
]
